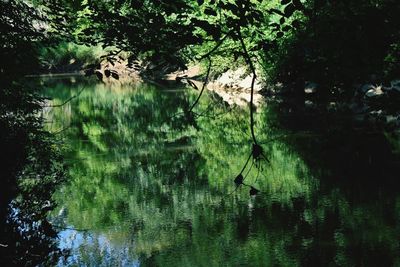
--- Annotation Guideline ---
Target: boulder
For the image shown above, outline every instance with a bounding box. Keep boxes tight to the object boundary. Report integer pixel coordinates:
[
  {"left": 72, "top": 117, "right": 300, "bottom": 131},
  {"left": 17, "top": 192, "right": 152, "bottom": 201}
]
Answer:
[
  {"left": 386, "top": 115, "right": 398, "bottom": 124},
  {"left": 217, "top": 67, "right": 247, "bottom": 88},
  {"left": 365, "top": 85, "right": 384, "bottom": 97},
  {"left": 218, "top": 71, "right": 235, "bottom": 87},
  {"left": 238, "top": 74, "right": 263, "bottom": 91},
  {"left": 305, "top": 100, "right": 314, "bottom": 108},
  {"left": 369, "top": 110, "right": 383, "bottom": 116},
  {"left": 304, "top": 82, "right": 318, "bottom": 94},
  {"left": 216, "top": 67, "right": 263, "bottom": 91}
]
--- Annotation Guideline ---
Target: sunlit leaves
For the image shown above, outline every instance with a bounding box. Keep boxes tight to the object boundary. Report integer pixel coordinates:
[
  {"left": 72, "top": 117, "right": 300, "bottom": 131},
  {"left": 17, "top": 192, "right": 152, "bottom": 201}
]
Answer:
[
  {"left": 268, "top": 8, "right": 285, "bottom": 17},
  {"left": 191, "top": 18, "right": 221, "bottom": 40}
]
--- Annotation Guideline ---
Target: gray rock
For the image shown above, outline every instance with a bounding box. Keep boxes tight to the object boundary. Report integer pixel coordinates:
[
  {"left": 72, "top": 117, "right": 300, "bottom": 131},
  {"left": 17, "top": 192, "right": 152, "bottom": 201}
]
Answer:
[
  {"left": 216, "top": 68, "right": 263, "bottom": 91},
  {"left": 238, "top": 74, "right": 263, "bottom": 91},
  {"left": 217, "top": 68, "right": 246, "bottom": 88},
  {"left": 305, "top": 100, "right": 314, "bottom": 107},
  {"left": 304, "top": 82, "right": 318, "bottom": 94},
  {"left": 365, "top": 86, "right": 384, "bottom": 97},
  {"left": 370, "top": 110, "right": 383, "bottom": 116},
  {"left": 386, "top": 115, "right": 398, "bottom": 124}
]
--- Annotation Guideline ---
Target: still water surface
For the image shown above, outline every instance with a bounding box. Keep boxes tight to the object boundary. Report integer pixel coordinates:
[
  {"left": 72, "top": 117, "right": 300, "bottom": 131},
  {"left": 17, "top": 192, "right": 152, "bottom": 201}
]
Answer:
[{"left": 42, "top": 77, "right": 400, "bottom": 266}]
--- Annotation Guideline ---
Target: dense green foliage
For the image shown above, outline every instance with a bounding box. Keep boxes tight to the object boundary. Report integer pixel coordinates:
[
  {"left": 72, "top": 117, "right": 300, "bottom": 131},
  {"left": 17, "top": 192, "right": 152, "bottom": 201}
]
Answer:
[
  {"left": 0, "top": 1, "right": 66, "bottom": 265},
  {"left": 42, "top": 0, "right": 399, "bottom": 87},
  {"left": 3, "top": 0, "right": 400, "bottom": 85},
  {"left": 0, "top": 0, "right": 42, "bottom": 76},
  {"left": 38, "top": 42, "right": 104, "bottom": 72},
  {"left": 1, "top": 0, "right": 400, "bottom": 265},
  {"left": 277, "top": 0, "right": 400, "bottom": 87}
]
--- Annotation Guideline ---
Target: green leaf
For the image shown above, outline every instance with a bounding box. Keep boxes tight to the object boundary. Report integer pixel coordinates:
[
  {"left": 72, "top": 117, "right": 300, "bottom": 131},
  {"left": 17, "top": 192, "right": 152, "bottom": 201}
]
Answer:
[
  {"left": 269, "top": 22, "right": 280, "bottom": 32},
  {"left": 268, "top": 8, "right": 285, "bottom": 17},
  {"left": 284, "top": 3, "right": 296, "bottom": 17},
  {"left": 219, "top": 2, "right": 238, "bottom": 14}
]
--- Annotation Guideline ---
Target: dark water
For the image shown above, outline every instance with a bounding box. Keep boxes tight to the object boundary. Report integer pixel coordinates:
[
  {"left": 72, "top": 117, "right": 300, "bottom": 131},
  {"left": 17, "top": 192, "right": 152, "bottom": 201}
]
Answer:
[{"left": 41, "top": 77, "right": 400, "bottom": 266}]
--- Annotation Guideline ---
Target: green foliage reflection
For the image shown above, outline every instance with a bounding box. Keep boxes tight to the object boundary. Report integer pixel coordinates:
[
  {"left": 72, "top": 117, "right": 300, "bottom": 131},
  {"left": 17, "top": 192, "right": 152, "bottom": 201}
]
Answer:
[{"left": 44, "top": 79, "right": 400, "bottom": 266}]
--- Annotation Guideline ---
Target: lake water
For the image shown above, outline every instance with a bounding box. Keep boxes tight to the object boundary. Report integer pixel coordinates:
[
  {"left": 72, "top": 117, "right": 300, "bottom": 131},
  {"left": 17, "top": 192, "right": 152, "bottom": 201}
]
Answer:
[{"left": 41, "top": 76, "right": 400, "bottom": 266}]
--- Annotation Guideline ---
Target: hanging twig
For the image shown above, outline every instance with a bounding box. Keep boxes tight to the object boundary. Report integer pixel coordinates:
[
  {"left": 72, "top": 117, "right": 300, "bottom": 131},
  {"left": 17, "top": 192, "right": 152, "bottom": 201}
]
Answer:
[
  {"left": 237, "top": 28, "right": 258, "bottom": 145},
  {"left": 188, "top": 57, "right": 212, "bottom": 113},
  {"left": 196, "top": 31, "right": 233, "bottom": 61},
  {"left": 240, "top": 152, "right": 253, "bottom": 174},
  {"left": 254, "top": 162, "right": 261, "bottom": 183},
  {"left": 243, "top": 160, "right": 254, "bottom": 180}
]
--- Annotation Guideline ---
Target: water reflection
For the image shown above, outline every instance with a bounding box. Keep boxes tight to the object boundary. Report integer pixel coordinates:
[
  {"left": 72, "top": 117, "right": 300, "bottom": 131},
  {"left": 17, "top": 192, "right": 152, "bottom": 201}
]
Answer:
[{"left": 42, "top": 77, "right": 400, "bottom": 266}]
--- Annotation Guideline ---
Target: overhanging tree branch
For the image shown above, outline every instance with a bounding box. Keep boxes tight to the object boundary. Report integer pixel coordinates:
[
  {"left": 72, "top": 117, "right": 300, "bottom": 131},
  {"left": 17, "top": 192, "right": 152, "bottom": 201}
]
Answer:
[
  {"left": 237, "top": 28, "right": 257, "bottom": 145},
  {"left": 196, "top": 30, "right": 233, "bottom": 61},
  {"left": 188, "top": 57, "right": 212, "bottom": 113}
]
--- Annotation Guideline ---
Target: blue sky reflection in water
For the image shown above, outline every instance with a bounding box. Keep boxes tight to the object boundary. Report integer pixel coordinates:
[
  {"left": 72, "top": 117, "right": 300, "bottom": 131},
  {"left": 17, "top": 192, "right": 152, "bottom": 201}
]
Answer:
[{"left": 41, "top": 77, "right": 400, "bottom": 267}]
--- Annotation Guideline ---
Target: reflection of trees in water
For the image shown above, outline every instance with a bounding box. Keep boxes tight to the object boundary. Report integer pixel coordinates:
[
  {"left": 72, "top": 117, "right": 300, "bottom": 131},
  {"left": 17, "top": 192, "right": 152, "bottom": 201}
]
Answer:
[
  {"left": 43, "top": 81, "right": 288, "bottom": 264},
  {"left": 42, "top": 79, "right": 400, "bottom": 266}
]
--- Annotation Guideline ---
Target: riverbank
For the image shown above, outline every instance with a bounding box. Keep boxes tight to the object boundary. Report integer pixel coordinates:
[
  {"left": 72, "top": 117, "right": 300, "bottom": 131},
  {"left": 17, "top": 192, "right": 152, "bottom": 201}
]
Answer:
[
  {"left": 46, "top": 58, "right": 400, "bottom": 132},
  {"left": 167, "top": 65, "right": 400, "bottom": 132}
]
